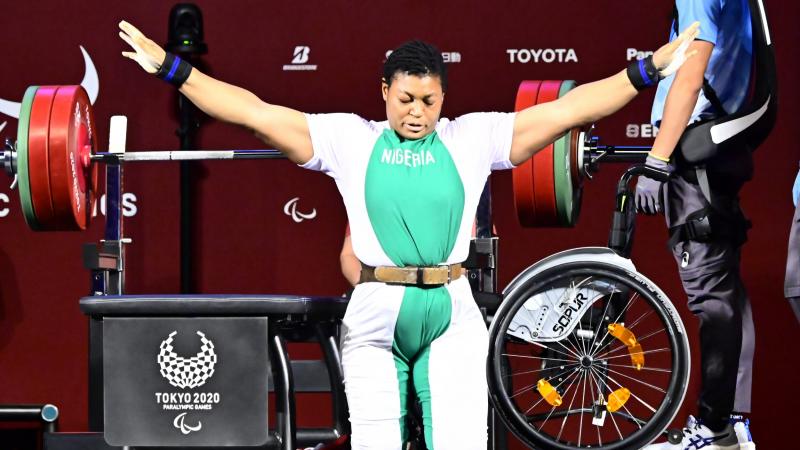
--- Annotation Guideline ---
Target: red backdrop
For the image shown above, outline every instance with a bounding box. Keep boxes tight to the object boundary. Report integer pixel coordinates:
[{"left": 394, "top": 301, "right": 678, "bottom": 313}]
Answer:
[{"left": 0, "top": 1, "right": 797, "bottom": 448}]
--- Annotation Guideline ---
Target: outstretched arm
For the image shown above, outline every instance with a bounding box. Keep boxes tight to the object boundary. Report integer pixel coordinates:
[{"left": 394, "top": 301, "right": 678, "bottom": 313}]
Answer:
[
  {"left": 508, "top": 22, "right": 700, "bottom": 166},
  {"left": 119, "top": 21, "right": 313, "bottom": 164}
]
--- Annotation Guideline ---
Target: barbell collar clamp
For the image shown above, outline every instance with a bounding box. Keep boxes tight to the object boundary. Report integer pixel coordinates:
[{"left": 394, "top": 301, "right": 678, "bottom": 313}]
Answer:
[{"left": 3, "top": 138, "right": 15, "bottom": 177}]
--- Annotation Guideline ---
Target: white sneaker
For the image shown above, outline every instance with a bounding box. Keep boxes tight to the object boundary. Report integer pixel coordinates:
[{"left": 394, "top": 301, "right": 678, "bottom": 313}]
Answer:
[
  {"left": 730, "top": 415, "right": 756, "bottom": 450},
  {"left": 643, "top": 415, "right": 739, "bottom": 449}
]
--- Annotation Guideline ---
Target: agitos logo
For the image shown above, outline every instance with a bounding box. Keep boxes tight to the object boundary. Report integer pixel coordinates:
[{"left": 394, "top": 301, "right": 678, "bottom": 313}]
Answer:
[{"left": 283, "top": 197, "right": 317, "bottom": 223}]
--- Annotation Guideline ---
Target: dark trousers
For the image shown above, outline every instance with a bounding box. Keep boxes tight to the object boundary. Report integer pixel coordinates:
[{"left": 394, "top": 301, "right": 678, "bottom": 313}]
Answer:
[{"left": 663, "top": 173, "right": 755, "bottom": 430}]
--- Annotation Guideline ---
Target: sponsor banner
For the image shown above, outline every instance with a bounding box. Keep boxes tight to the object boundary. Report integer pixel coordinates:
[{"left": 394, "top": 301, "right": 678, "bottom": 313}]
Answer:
[
  {"left": 384, "top": 50, "right": 461, "bottom": 63},
  {"left": 442, "top": 51, "right": 461, "bottom": 63},
  {"left": 625, "top": 123, "right": 659, "bottom": 138},
  {"left": 0, "top": 192, "right": 138, "bottom": 220},
  {"left": 506, "top": 48, "right": 578, "bottom": 63},
  {"left": 283, "top": 46, "right": 317, "bottom": 71},
  {"left": 626, "top": 48, "right": 654, "bottom": 61},
  {"left": 103, "top": 317, "right": 268, "bottom": 446}
]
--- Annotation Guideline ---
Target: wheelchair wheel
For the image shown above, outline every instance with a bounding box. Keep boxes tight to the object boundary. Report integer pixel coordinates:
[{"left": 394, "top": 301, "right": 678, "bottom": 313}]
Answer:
[{"left": 487, "top": 248, "right": 690, "bottom": 449}]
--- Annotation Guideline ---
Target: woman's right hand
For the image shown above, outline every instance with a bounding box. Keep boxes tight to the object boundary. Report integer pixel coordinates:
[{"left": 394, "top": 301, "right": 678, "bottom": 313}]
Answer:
[{"left": 119, "top": 20, "right": 166, "bottom": 74}]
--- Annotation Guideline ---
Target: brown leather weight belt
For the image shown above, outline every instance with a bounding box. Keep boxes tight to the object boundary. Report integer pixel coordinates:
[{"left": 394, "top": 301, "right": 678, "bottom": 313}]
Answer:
[{"left": 359, "top": 263, "right": 463, "bottom": 286}]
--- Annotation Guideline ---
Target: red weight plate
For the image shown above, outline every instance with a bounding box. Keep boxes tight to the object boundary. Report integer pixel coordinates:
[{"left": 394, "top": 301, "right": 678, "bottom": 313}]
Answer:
[
  {"left": 27, "top": 86, "right": 59, "bottom": 229},
  {"left": 512, "top": 81, "right": 542, "bottom": 227},
  {"left": 531, "top": 80, "right": 561, "bottom": 226},
  {"left": 48, "top": 85, "right": 95, "bottom": 230}
]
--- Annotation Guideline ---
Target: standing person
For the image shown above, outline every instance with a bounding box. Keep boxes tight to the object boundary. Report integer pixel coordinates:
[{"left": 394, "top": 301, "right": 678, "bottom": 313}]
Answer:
[
  {"left": 636, "top": 1, "right": 757, "bottom": 448},
  {"left": 119, "top": 20, "right": 698, "bottom": 450}
]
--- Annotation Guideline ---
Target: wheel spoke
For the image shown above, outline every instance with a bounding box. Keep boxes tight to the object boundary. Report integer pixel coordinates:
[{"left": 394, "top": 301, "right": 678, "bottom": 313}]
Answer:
[
  {"left": 502, "top": 353, "right": 575, "bottom": 363},
  {"left": 605, "top": 362, "right": 672, "bottom": 373},
  {"left": 594, "top": 327, "right": 666, "bottom": 360},
  {"left": 600, "top": 369, "right": 658, "bottom": 413},
  {"left": 587, "top": 289, "right": 616, "bottom": 353},
  {"left": 591, "top": 366, "right": 645, "bottom": 429},
  {"left": 578, "top": 365, "right": 587, "bottom": 446},
  {"left": 551, "top": 334, "right": 583, "bottom": 360},
  {"left": 600, "top": 347, "right": 671, "bottom": 361},
  {"left": 590, "top": 292, "right": 640, "bottom": 358},
  {"left": 523, "top": 369, "right": 580, "bottom": 415},
  {"left": 504, "top": 333, "right": 582, "bottom": 361},
  {"left": 556, "top": 369, "right": 585, "bottom": 441},
  {"left": 604, "top": 366, "right": 667, "bottom": 393},
  {"left": 538, "top": 369, "right": 582, "bottom": 432},
  {"left": 506, "top": 361, "right": 582, "bottom": 378},
  {"left": 511, "top": 365, "right": 579, "bottom": 399},
  {"left": 589, "top": 367, "right": 624, "bottom": 441},
  {"left": 626, "top": 308, "right": 655, "bottom": 331}
]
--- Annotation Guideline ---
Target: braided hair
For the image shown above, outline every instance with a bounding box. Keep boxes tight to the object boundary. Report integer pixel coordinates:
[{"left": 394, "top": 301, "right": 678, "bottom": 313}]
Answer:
[{"left": 383, "top": 40, "right": 447, "bottom": 92}]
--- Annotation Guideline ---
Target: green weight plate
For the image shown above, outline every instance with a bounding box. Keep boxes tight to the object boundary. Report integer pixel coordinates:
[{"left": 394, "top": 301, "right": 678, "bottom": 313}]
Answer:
[
  {"left": 531, "top": 80, "right": 561, "bottom": 226},
  {"left": 554, "top": 80, "right": 576, "bottom": 226},
  {"left": 553, "top": 130, "right": 572, "bottom": 226},
  {"left": 17, "top": 86, "right": 39, "bottom": 230}
]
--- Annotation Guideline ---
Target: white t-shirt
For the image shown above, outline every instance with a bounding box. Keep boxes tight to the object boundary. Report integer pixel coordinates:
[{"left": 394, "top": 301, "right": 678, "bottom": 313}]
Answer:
[{"left": 302, "top": 112, "right": 516, "bottom": 267}]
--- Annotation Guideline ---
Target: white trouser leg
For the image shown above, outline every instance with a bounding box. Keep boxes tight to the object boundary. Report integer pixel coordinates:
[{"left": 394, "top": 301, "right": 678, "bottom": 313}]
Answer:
[
  {"left": 428, "top": 279, "right": 489, "bottom": 450},
  {"left": 341, "top": 283, "right": 405, "bottom": 450}
]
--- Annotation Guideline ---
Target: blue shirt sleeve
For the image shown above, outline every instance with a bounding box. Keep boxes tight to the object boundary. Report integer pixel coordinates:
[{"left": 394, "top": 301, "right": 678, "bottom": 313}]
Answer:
[{"left": 675, "top": 0, "right": 720, "bottom": 44}]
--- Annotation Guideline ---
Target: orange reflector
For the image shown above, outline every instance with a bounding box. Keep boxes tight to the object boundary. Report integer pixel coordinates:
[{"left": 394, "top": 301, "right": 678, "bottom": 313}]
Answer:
[
  {"left": 630, "top": 343, "right": 645, "bottom": 370},
  {"left": 537, "top": 378, "right": 563, "bottom": 407},
  {"left": 608, "top": 323, "right": 646, "bottom": 370},
  {"left": 608, "top": 323, "right": 637, "bottom": 347},
  {"left": 607, "top": 387, "right": 631, "bottom": 413}
]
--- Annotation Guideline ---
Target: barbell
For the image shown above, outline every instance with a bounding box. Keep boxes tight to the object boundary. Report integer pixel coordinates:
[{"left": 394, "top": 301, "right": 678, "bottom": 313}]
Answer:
[{"left": 1, "top": 82, "right": 650, "bottom": 232}]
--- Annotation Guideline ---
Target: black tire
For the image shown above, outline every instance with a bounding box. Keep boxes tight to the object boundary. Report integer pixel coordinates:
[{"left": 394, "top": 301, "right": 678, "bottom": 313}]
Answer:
[{"left": 488, "top": 260, "right": 690, "bottom": 450}]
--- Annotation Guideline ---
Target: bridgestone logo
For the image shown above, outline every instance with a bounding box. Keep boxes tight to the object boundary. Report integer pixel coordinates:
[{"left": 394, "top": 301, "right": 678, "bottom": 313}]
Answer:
[
  {"left": 507, "top": 48, "right": 578, "bottom": 63},
  {"left": 157, "top": 331, "right": 218, "bottom": 389},
  {"left": 283, "top": 46, "right": 317, "bottom": 71}
]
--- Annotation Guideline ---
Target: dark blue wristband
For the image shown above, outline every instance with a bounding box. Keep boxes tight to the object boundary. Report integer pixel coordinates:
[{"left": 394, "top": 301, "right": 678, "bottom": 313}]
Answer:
[
  {"left": 627, "top": 55, "right": 662, "bottom": 90},
  {"left": 155, "top": 53, "right": 193, "bottom": 88}
]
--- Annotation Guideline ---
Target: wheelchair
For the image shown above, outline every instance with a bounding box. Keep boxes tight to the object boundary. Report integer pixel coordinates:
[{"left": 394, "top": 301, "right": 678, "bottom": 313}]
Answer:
[{"left": 486, "top": 166, "right": 691, "bottom": 450}]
